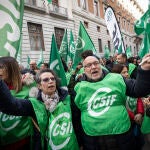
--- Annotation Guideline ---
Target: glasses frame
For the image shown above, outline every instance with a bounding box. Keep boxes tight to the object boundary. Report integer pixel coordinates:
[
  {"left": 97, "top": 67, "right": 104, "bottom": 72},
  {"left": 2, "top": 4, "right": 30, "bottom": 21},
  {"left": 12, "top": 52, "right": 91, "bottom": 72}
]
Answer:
[
  {"left": 84, "top": 61, "right": 100, "bottom": 69},
  {"left": 41, "top": 77, "right": 56, "bottom": 83}
]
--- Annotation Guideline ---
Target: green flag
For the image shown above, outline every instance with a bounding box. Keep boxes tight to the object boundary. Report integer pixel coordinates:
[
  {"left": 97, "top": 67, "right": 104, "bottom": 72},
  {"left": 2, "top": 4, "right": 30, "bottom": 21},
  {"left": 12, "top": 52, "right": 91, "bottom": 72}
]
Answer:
[
  {"left": 69, "top": 30, "right": 75, "bottom": 62},
  {"left": 104, "top": 45, "right": 110, "bottom": 59},
  {"left": 37, "top": 49, "right": 44, "bottom": 68},
  {"left": 138, "top": 34, "right": 150, "bottom": 59},
  {"left": 27, "top": 55, "right": 31, "bottom": 69},
  {"left": 134, "top": 8, "right": 150, "bottom": 35},
  {"left": 126, "top": 47, "right": 132, "bottom": 58},
  {"left": 72, "top": 21, "right": 97, "bottom": 69},
  {"left": 16, "top": 33, "right": 22, "bottom": 64},
  {"left": 47, "top": 0, "right": 52, "bottom": 3},
  {"left": 59, "top": 29, "right": 68, "bottom": 63},
  {"left": 49, "top": 34, "right": 67, "bottom": 87},
  {"left": 0, "top": 1, "right": 24, "bottom": 57}
]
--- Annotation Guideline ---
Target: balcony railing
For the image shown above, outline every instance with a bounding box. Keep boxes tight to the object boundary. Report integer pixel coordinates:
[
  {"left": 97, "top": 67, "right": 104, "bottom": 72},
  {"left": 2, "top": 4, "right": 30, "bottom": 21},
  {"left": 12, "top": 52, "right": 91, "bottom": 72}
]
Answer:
[
  {"left": 24, "top": 0, "right": 45, "bottom": 12},
  {"left": 49, "top": 4, "right": 68, "bottom": 19}
]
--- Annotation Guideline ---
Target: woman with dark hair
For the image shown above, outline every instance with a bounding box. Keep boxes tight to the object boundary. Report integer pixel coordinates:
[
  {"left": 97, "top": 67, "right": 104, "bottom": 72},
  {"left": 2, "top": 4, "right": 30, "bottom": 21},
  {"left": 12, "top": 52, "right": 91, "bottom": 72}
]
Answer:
[
  {"left": 0, "top": 67, "right": 79, "bottom": 150},
  {"left": 0, "top": 56, "right": 35, "bottom": 150},
  {"left": 112, "top": 63, "right": 144, "bottom": 150}
]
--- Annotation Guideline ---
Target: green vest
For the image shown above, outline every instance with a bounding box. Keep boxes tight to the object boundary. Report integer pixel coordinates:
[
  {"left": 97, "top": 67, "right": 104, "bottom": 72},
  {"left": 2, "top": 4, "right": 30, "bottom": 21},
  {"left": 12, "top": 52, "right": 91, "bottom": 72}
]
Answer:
[
  {"left": 74, "top": 73, "right": 130, "bottom": 136},
  {"left": 0, "top": 86, "right": 33, "bottom": 145},
  {"left": 126, "top": 96, "right": 137, "bottom": 113},
  {"left": 30, "top": 96, "right": 79, "bottom": 150},
  {"left": 128, "top": 63, "right": 136, "bottom": 76},
  {"left": 141, "top": 114, "right": 150, "bottom": 134}
]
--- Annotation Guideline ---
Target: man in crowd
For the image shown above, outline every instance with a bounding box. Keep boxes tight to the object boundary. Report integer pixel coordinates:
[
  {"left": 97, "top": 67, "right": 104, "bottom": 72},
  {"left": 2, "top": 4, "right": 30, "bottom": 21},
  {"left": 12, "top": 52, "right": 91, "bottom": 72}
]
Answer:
[
  {"left": 72, "top": 54, "right": 150, "bottom": 150},
  {"left": 116, "top": 53, "right": 137, "bottom": 79}
]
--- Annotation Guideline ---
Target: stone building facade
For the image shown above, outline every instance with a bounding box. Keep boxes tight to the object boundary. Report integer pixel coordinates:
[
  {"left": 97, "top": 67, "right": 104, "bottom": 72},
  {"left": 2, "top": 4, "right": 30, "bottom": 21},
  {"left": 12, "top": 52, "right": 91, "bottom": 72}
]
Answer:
[{"left": 22, "top": 0, "right": 143, "bottom": 65}]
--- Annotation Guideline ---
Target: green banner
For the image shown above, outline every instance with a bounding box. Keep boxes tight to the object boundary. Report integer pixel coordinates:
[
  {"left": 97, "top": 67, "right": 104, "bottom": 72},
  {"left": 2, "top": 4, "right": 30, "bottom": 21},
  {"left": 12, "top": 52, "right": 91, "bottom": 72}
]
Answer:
[
  {"left": 138, "top": 34, "right": 150, "bottom": 58},
  {"left": 72, "top": 21, "right": 97, "bottom": 69},
  {"left": 37, "top": 49, "right": 44, "bottom": 68},
  {"left": 0, "top": 1, "right": 24, "bottom": 57},
  {"left": 59, "top": 29, "right": 68, "bottom": 63},
  {"left": 126, "top": 46, "right": 132, "bottom": 58},
  {"left": 49, "top": 34, "right": 67, "bottom": 87},
  {"left": 134, "top": 8, "right": 150, "bottom": 35},
  {"left": 69, "top": 30, "right": 75, "bottom": 62},
  {"left": 104, "top": 45, "right": 110, "bottom": 59}
]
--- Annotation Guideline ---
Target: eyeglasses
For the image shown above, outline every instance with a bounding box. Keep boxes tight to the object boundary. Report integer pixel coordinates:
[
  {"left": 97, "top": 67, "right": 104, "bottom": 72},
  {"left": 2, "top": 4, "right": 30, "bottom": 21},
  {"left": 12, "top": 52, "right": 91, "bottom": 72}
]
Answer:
[
  {"left": 84, "top": 61, "right": 100, "bottom": 68},
  {"left": 41, "top": 77, "right": 55, "bottom": 83}
]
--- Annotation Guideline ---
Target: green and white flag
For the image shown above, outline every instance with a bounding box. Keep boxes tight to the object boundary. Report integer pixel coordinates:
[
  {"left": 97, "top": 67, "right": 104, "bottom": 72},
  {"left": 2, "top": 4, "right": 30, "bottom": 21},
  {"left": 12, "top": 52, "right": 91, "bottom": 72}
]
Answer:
[
  {"left": 27, "top": 55, "right": 31, "bottom": 69},
  {"left": 104, "top": 45, "right": 110, "bottom": 59},
  {"left": 134, "top": 6, "right": 150, "bottom": 59},
  {"left": 138, "top": 34, "right": 150, "bottom": 59},
  {"left": 0, "top": 1, "right": 24, "bottom": 57},
  {"left": 72, "top": 21, "right": 97, "bottom": 69},
  {"left": 105, "top": 7, "right": 125, "bottom": 54},
  {"left": 37, "top": 49, "right": 44, "bottom": 68},
  {"left": 49, "top": 34, "right": 67, "bottom": 87},
  {"left": 134, "top": 8, "right": 150, "bottom": 35},
  {"left": 47, "top": 0, "right": 52, "bottom": 3},
  {"left": 59, "top": 29, "right": 68, "bottom": 63},
  {"left": 126, "top": 46, "right": 132, "bottom": 58},
  {"left": 16, "top": 33, "right": 22, "bottom": 64},
  {"left": 69, "top": 30, "right": 75, "bottom": 62}
]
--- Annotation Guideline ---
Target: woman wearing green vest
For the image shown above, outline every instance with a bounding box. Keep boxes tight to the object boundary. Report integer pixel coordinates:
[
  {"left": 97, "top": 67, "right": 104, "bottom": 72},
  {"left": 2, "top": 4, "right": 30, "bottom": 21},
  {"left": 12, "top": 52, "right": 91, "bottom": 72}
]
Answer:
[
  {"left": 71, "top": 54, "right": 150, "bottom": 150},
  {"left": 0, "top": 68, "right": 79, "bottom": 150},
  {"left": 0, "top": 57, "right": 35, "bottom": 150}
]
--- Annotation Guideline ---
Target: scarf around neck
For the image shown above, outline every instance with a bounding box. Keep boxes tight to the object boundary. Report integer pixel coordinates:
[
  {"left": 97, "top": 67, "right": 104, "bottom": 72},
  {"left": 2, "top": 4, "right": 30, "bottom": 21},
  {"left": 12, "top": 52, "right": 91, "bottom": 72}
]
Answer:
[{"left": 41, "top": 91, "right": 59, "bottom": 113}]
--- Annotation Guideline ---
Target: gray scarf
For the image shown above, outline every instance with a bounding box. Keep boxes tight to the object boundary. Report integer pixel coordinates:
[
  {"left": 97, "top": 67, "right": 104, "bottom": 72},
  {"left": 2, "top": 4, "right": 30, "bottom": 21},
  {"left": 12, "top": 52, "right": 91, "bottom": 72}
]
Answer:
[{"left": 41, "top": 91, "right": 59, "bottom": 112}]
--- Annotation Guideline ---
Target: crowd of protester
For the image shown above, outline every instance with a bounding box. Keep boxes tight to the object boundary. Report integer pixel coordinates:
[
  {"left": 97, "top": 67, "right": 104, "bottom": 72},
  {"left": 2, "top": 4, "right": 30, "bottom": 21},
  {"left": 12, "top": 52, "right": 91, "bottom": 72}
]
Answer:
[{"left": 0, "top": 51, "right": 150, "bottom": 150}]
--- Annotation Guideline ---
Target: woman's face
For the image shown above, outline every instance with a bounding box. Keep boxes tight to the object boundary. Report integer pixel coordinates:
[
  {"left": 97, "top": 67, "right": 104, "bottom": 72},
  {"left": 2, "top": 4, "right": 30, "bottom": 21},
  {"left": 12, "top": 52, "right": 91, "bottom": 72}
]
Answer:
[
  {"left": 121, "top": 67, "right": 129, "bottom": 79},
  {"left": 39, "top": 72, "right": 56, "bottom": 95},
  {"left": 0, "top": 68, "right": 7, "bottom": 81}
]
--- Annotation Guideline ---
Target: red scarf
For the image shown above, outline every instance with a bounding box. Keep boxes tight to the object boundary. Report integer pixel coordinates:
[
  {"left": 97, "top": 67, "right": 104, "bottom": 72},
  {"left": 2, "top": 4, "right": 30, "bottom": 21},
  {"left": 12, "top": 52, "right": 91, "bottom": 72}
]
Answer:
[{"left": 6, "top": 82, "right": 14, "bottom": 90}]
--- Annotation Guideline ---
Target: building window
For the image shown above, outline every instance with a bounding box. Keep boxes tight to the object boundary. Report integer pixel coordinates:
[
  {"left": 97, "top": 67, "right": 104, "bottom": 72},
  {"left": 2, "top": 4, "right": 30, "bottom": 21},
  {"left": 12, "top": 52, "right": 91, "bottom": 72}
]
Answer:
[
  {"left": 52, "top": 0, "right": 58, "bottom": 5},
  {"left": 108, "top": 41, "right": 111, "bottom": 50},
  {"left": 25, "top": 0, "right": 36, "bottom": 5},
  {"left": 104, "top": 4, "right": 107, "bottom": 12},
  {"left": 97, "top": 26, "right": 100, "bottom": 32},
  {"left": 125, "top": 36, "right": 127, "bottom": 40},
  {"left": 27, "top": 22, "right": 45, "bottom": 51},
  {"left": 84, "top": 21, "right": 88, "bottom": 28},
  {"left": 94, "top": 0, "right": 99, "bottom": 16},
  {"left": 54, "top": 27, "right": 65, "bottom": 49},
  {"left": 124, "top": 19, "right": 126, "bottom": 29},
  {"left": 128, "top": 22, "right": 130, "bottom": 31},
  {"left": 106, "top": 29, "right": 109, "bottom": 35},
  {"left": 81, "top": 0, "right": 87, "bottom": 10},
  {"left": 98, "top": 39, "right": 102, "bottom": 53}
]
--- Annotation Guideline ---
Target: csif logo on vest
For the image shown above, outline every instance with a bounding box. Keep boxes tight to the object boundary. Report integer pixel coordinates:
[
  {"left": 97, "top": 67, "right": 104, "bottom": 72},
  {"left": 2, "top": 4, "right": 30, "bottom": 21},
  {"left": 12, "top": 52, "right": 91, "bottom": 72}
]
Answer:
[
  {"left": 49, "top": 112, "right": 73, "bottom": 149},
  {"left": 88, "top": 87, "right": 117, "bottom": 117},
  {"left": 0, "top": 112, "right": 21, "bottom": 131}
]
